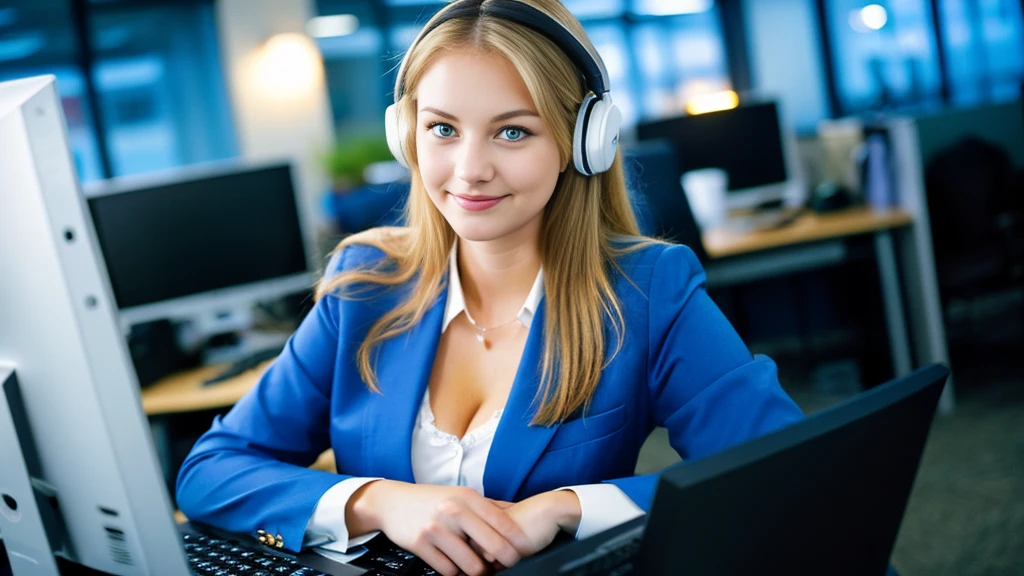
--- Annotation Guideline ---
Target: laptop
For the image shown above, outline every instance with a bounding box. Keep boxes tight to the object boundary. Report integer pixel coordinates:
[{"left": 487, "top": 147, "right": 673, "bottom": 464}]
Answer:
[{"left": 503, "top": 363, "right": 949, "bottom": 575}]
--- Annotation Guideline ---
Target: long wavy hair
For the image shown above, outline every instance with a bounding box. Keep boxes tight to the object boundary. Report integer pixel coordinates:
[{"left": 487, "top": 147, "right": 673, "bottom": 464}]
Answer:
[{"left": 315, "top": 0, "right": 658, "bottom": 425}]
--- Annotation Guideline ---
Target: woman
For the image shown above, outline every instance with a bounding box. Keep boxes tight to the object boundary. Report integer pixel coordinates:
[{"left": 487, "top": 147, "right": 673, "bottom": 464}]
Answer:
[{"left": 176, "top": 1, "right": 804, "bottom": 574}]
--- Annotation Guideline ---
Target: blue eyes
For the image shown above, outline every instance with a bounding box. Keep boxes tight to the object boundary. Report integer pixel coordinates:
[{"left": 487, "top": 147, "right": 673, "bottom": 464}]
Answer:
[
  {"left": 427, "top": 123, "right": 531, "bottom": 142},
  {"left": 431, "top": 124, "right": 455, "bottom": 138},
  {"left": 501, "top": 127, "right": 524, "bottom": 141}
]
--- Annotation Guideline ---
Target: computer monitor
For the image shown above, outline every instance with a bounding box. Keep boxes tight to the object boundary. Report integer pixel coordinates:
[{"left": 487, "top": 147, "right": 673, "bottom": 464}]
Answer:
[
  {"left": 82, "top": 160, "right": 313, "bottom": 334},
  {"left": 0, "top": 75, "right": 190, "bottom": 575},
  {"left": 635, "top": 101, "right": 806, "bottom": 211}
]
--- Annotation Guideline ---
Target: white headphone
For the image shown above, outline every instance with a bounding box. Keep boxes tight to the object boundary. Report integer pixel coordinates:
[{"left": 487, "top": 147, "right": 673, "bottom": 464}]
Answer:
[{"left": 384, "top": 0, "right": 621, "bottom": 177}]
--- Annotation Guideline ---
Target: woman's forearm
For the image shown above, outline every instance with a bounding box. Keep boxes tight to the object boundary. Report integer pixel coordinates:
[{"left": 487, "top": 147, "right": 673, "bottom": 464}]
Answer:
[{"left": 346, "top": 478, "right": 391, "bottom": 537}]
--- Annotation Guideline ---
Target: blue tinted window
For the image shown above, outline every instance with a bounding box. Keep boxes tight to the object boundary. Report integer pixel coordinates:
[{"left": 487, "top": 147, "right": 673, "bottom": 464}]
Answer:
[
  {"left": 89, "top": 3, "right": 237, "bottom": 177},
  {"left": 316, "top": 1, "right": 731, "bottom": 131},
  {"left": 940, "top": 0, "right": 1024, "bottom": 105},
  {"left": 0, "top": 1, "right": 237, "bottom": 181},
  {"left": 0, "top": 1, "right": 104, "bottom": 181},
  {"left": 827, "top": 0, "right": 943, "bottom": 114}
]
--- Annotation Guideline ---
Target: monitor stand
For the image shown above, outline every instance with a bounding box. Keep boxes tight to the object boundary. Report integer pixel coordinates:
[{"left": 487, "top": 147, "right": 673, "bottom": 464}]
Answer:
[{"left": 0, "top": 365, "right": 68, "bottom": 576}]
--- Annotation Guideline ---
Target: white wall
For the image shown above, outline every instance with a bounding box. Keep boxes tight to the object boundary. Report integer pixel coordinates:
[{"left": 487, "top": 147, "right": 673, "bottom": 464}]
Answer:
[
  {"left": 215, "top": 0, "right": 335, "bottom": 265},
  {"left": 744, "top": 0, "right": 830, "bottom": 133}
]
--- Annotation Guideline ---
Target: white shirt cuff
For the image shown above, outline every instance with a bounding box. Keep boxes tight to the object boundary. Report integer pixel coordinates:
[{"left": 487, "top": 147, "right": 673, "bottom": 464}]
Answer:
[
  {"left": 557, "top": 484, "right": 646, "bottom": 540},
  {"left": 303, "top": 477, "right": 383, "bottom": 552}
]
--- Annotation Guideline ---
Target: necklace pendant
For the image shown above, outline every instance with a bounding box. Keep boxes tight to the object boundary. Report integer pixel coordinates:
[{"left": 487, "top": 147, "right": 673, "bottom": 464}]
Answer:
[{"left": 476, "top": 332, "right": 485, "bottom": 344}]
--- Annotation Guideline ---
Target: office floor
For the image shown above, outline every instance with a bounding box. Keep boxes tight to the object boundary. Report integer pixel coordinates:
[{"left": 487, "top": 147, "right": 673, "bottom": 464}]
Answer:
[{"left": 635, "top": 288, "right": 1024, "bottom": 576}]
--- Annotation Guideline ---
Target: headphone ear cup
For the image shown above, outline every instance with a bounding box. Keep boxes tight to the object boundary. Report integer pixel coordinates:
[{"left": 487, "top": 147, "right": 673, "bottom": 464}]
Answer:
[
  {"left": 572, "top": 93, "right": 598, "bottom": 175},
  {"left": 384, "top": 104, "right": 409, "bottom": 168},
  {"left": 584, "top": 98, "right": 621, "bottom": 175}
]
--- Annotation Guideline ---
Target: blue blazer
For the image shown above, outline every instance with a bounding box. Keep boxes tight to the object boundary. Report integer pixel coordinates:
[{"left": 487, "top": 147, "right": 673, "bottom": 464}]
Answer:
[{"left": 176, "top": 240, "right": 803, "bottom": 552}]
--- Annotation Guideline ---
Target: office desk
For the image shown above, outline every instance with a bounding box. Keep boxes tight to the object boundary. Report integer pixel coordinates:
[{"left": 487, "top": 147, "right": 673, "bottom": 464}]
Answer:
[
  {"left": 701, "top": 206, "right": 954, "bottom": 413},
  {"left": 143, "top": 361, "right": 272, "bottom": 481},
  {"left": 142, "top": 361, "right": 341, "bottom": 481},
  {"left": 142, "top": 360, "right": 273, "bottom": 417},
  {"left": 140, "top": 204, "right": 952, "bottom": 436},
  {"left": 702, "top": 207, "right": 912, "bottom": 259}
]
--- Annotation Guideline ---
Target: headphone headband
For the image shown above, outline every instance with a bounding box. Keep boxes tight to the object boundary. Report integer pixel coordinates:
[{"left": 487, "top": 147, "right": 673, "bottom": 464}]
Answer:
[
  {"left": 393, "top": 0, "right": 610, "bottom": 101},
  {"left": 385, "top": 0, "right": 621, "bottom": 176}
]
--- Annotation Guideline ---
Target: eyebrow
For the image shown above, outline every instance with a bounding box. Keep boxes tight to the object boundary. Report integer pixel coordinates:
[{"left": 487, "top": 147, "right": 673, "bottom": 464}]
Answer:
[{"left": 420, "top": 107, "right": 540, "bottom": 123}]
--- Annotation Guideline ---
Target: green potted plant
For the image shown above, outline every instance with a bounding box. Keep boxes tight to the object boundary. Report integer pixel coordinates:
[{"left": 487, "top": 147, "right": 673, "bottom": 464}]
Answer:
[
  {"left": 319, "top": 133, "right": 409, "bottom": 240},
  {"left": 320, "top": 134, "right": 395, "bottom": 193}
]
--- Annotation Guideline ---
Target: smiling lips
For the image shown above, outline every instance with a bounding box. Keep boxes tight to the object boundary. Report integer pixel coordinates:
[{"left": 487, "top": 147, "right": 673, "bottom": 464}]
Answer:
[{"left": 450, "top": 193, "right": 508, "bottom": 211}]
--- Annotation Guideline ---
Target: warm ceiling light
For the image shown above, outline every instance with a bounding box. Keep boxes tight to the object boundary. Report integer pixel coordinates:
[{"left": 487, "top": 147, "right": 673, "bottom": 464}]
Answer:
[
  {"left": 253, "top": 33, "right": 324, "bottom": 100},
  {"left": 685, "top": 90, "right": 740, "bottom": 115}
]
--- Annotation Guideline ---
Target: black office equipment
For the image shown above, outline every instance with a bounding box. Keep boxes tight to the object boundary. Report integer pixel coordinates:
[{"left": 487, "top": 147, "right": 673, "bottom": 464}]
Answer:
[
  {"left": 504, "top": 363, "right": 950, "bottom": 576},
  {"left": 636, "top": 102, "right": 786, "bottom": 191},
  {"left": 87, "top": 163, "right": 308, "bottom": 310},
  {"left": 202, "top": 343, "right": 286, "bottom": 386}
]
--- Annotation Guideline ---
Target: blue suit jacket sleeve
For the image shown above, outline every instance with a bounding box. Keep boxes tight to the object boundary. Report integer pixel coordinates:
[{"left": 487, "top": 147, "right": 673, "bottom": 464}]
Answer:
[
  {"left": 603, "top": 245, "right": 804, "bottom": 509},
  {"left": 175, "top": 249, "right": 353, "bottom": 552}
]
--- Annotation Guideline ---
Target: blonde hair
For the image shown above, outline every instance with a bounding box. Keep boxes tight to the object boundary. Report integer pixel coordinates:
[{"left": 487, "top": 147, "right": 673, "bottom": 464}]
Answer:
[{"left": 315, "top": 0, "right": 659, "bottom": 425}]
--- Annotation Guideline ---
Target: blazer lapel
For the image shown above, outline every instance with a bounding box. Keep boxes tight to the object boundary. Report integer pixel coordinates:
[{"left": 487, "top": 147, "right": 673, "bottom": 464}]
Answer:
[
  {"left": 363, "top": 283, "right": 448, "bottom": 483},
  {"left": 483, "top": 299, "right": 560, "bottom": 502}
]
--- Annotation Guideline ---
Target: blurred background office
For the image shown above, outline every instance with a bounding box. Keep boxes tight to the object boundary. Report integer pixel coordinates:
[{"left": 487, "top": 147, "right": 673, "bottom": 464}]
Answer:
[{"left": 1, "top": 0, "right": 1023, "bottom": 574}]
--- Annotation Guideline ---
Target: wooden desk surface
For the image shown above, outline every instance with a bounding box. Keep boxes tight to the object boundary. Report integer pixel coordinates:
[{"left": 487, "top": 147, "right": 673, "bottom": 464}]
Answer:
[
  {"left": 141, "top": 361, "right": 272, "bottom": 416},
  {"left": 702, "top": 206, "right": 913, "bottom": 259}
]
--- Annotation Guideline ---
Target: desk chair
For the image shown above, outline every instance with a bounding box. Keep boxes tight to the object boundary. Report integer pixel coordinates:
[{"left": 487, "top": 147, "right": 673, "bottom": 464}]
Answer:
[
  {"left": 623, "top": 139, "right": 710, "bottom": 262},
  {"left": 324, "top": 181, "right": 409, "bottom": 235},
  {"left": 924, "top": 137, "right": 1024, "bottom": 344}
]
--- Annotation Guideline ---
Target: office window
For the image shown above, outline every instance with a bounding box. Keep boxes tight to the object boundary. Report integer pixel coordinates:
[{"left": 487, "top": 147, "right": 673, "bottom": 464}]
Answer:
[
  {"left": 0, "top": 1, "right": 105, "bottom": 181},
  {"left": 89, "top": 2, "right": 237, "bottom": 177},
  {"left": 0, "top": 0, "right": 237, "bottom": 182},
  {"left": 627, "top": 8, "right": 730, "bottom": 121},
  {"left": 315, "top": 0, "right": 731, "bottom": 130},
  {"left": 939, "top": 0, "right": 1024, "bottom": 105},
  {"left": 826, "top": 0, "right": 943, "bottom": 115},
  {"left": 316, "top": 1, "right": 404, "bottom": 135},
  {"left": 563, "top": 0, "right": 626, "bottom": 19},
  {"left": 581, "top": 23, "right": 638, "bottom": 127}
]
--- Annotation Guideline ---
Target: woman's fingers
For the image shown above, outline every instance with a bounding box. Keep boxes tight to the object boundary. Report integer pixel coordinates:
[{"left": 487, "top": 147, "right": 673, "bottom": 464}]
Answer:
[
  {"left": 451, "top": 505, "right": 521, "bottom": 568},
  {"left": 414, "top": 544, "right": 460, "bottom": 576},
  {"left": 428, "top": 525, "right": 490, "bottom": 576},
  {"left": 466, "top": 497, "right": 534, "bottom": 555},
  {"left": 469, "top": 540, "right": 497, "bottom": 565}
]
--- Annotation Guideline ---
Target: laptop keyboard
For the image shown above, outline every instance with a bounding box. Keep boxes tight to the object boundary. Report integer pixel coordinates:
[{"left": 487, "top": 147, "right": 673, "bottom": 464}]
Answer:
[
  {"left": 556, "top": 526, "right": 643, "bottom": 576},
  {"left": 182, "top": 532, "right": 331, "bottom": 576},
  {"left": 182, "top": 531, "right": 443, "bottom": 576},
  {"left": 351, "top": 537, "right": 442, "bottom": 576}
]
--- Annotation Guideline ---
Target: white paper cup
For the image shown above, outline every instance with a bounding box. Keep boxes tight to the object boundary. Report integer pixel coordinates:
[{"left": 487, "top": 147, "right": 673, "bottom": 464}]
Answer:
[{"left": 681, "top": 168, "right": 729, "bottom": 229}]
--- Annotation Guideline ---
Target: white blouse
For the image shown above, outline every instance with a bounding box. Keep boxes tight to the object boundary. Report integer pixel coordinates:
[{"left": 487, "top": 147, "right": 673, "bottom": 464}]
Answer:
[{"left": 304, "top": 247, "right": 644, "bottom": 556}]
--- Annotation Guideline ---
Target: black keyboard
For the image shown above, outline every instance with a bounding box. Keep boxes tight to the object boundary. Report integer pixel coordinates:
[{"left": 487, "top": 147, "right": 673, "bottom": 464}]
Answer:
[
  {"left": 556, "top": 527, "right": 642, "bottom": 576},
  {"left": 351, "top": 537, "right": 441, "bottom": 576},
  {"left": 501, "top": 519, "right": 644, "bottom": 576},
  {"left": 182, "top": 532, "right": 330, "bottom": 576}
]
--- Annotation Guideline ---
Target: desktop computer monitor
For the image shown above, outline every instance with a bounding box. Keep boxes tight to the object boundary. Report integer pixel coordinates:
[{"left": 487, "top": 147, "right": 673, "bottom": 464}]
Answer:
[
  {"left": 82, "top": 160, "right": 314, "bottom": 335},
  {"left": 635, "top": 101, "right": 806, "bottom": 210},
  {"left": 0, "top": 75, "right": 190, "bottom": 574}
]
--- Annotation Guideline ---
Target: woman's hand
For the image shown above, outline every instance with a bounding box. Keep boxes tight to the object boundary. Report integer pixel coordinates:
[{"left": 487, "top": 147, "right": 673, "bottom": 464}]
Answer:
[
  {"left": 347, "top": 480, "right": 532, "bottom": 576},
  {"left": 500, "top": 490, "right": 582, "bottom": 555}
]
